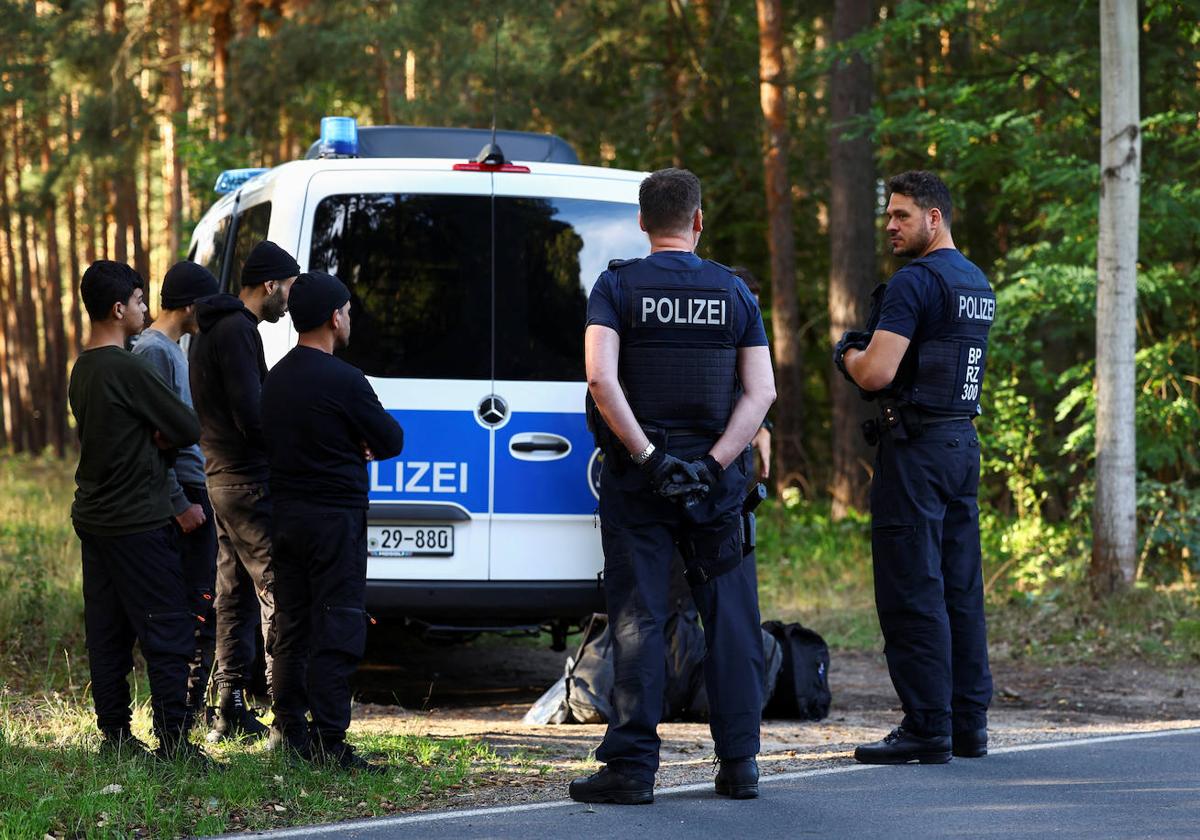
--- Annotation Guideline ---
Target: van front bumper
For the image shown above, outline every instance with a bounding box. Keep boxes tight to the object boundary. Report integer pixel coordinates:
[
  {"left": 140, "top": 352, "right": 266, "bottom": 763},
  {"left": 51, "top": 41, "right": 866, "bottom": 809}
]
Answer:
[{"left": 365, "top": 579, "right": 604, "bottom": 621}]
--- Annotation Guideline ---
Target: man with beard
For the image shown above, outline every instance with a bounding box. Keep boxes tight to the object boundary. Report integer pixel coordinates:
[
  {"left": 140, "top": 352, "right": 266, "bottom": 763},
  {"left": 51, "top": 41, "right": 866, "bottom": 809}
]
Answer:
[
  {"left": 833, "top": 171, "right": 995, "bottom": 765},
  {"left": 132, "top": 261, "right": 220, "bottom": 730},
  {"left": 261, "top": 272, "right": 404, "bottom": 771},
  {"left": 70, "top": 260, "right": 207, "bottom": 763},
  {"left": 190, "top": 241, "right": 298, "bottom": 741}
]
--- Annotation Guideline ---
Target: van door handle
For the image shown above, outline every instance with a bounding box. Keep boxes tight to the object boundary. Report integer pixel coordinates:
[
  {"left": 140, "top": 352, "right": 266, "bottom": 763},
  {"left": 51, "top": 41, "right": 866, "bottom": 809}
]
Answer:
[
  {"left": 508, "top": 433, "right": 572, "bottom": 461},
  {"left": 512, "top": 441, "right": 569, "bottom": 453}
]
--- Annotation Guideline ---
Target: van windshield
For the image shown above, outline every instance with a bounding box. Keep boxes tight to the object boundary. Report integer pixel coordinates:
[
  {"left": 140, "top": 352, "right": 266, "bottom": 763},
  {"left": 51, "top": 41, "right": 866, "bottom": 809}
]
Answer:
[{"left": 309, "top": 193, "right": 643, "bottom": 382}]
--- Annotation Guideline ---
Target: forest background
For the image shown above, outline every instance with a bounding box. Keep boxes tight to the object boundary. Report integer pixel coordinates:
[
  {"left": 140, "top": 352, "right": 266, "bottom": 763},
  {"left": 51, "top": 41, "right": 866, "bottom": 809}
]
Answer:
[{"left": 0, "top": 0, "right": 1197, "bottom": 672}]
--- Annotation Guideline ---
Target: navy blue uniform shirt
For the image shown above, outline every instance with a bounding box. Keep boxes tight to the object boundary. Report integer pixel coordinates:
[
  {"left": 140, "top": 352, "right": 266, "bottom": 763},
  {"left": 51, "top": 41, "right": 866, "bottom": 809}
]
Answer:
[
  {"left": 586, "top": 251, "right": 769, "bottom": 348},
  {"left": 874, "top": 248, "right": 980, "bottom": 342}
]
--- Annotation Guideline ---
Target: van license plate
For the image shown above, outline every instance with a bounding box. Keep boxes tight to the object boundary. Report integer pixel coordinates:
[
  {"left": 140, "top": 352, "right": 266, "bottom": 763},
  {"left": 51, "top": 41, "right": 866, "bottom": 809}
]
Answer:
[{"left": 367, "top": 525, "right": 454, "bottom": 558}]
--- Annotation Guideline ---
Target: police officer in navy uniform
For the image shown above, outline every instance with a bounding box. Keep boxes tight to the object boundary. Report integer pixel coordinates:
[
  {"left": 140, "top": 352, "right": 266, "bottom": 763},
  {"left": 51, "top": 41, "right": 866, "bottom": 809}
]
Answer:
[
  {"left": 834, "top": 171, "right": 995, "bottom": 764},
  {"left": 570, "top": 168, "right": 777, "bottom": 804}
]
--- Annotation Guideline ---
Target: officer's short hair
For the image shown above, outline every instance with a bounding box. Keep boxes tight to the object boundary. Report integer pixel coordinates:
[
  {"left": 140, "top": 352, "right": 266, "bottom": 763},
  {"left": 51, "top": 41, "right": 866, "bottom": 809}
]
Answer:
[
  {"left": 80, "top": 260, "right": 144, "bottom": 322},
  {"left": 887, "top": 171, "right": 953, "bottom": 227},
  {"left": 639, "top": 168, "right": 702, "bottom": 235}
]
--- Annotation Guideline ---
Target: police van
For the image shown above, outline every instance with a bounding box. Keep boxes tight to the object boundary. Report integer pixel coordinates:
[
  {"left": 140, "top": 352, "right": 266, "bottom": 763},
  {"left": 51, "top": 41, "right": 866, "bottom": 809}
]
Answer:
[{"left": 188, "top": 118, "right": 647, "bottom": 643}]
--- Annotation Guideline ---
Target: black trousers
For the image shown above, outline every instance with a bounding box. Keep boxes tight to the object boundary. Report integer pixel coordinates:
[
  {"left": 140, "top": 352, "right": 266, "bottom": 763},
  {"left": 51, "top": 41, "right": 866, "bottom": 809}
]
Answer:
[
  {"left": 177, "top": 483, "right": 217, "bottom": 722},
  {"left": 595, "top": 443, "right": 763, "bottom": 785},
  {"left": 870, "top": 419, "right": 993, "bottom": 737},
  {"left": 270, "top": 503, "right": 369, "bottom": 750},
  {"left": 208, "top": 480, "right": 276, "bottom": 691},
  {"left": 77, "top": 523, "right": 194, "bottom": 741}
]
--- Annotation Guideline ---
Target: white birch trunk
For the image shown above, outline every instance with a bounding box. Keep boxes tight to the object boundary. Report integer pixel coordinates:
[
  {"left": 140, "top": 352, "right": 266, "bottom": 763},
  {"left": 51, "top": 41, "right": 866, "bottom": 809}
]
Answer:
[{"left": 1092, "top": 0, "right": 1140, "bottom": 593}]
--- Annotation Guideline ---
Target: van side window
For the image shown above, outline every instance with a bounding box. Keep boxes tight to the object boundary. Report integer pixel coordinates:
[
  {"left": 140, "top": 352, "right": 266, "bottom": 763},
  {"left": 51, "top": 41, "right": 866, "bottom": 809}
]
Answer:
[
  {"left": 226, "top": 201, "right": 273, "bottom": 295},
  {"left": 192, "top": 215, "right": 231, "bottom": 280},
  {"left": 495, "top": 197, "right": 643, "bottom": 382},
  {"left": 310, "top": 193, "right": 492, "bottom": 380}
]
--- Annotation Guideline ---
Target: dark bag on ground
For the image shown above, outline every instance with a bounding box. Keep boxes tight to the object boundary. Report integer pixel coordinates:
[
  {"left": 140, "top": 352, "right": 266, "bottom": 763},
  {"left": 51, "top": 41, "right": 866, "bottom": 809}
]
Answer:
[
  {"left": 564, "top": 613, "right": 615, "bottom": 724},
  {"left": 761, "top": 620, "right": 831, "bottom": 720},
  {"left": 686, "top": 626, "right": 783, "bottom": 722}
]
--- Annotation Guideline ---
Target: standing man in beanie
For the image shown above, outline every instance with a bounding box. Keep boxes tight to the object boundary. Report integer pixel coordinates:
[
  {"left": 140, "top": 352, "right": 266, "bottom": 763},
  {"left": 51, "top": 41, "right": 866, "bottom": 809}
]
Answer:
[
  {"left": 70, "top": 260, "right": 208, "bottom": 763},
  {"left": 834, "top": 171, "right": 995, "bottom": 764},
  {"left": 190, "top": 240, "right": 299, "bottom": 741},
  {"left": 132, "top": 261, "right": 221, "bottom": 730},
  {"left": 262, "top": 272, "right": 403, "bottom": 771},
  {"left": 571, "top": 169, "right": 776, "bottom": 805}
]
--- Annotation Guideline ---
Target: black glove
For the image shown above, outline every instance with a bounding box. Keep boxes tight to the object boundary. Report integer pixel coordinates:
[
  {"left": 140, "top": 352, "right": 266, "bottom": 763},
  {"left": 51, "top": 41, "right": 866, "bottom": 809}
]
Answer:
[
  {"left": 834, "top": 329, "right": 872, "bottom": 384},
  {"left": 682, "top": 454, "right": 724, "bottom": 508},
  {"left": 639, "top": 449, "right": 710, "bottom": 504}
]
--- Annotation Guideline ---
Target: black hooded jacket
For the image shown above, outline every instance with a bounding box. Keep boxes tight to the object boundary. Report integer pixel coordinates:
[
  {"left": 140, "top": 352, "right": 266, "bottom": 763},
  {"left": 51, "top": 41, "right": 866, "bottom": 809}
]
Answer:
[{"left": 189, "top": 294, "right": 269, "bottom": 485}]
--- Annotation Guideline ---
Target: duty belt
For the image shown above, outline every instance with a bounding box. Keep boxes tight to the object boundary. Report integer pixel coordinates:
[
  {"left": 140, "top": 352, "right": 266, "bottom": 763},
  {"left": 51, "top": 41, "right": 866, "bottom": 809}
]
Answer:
[{"left": 861, "top": 403, "right": 974, "bottom": 445}]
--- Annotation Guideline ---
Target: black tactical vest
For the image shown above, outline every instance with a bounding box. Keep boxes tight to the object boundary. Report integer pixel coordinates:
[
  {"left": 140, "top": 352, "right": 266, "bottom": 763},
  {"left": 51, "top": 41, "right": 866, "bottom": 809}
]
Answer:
[
  {"left": 614, "top": 256, "right": 740, "bottom": 432},
  {"left": 892, "top": 250, "right": 996, "bottom": 416}
]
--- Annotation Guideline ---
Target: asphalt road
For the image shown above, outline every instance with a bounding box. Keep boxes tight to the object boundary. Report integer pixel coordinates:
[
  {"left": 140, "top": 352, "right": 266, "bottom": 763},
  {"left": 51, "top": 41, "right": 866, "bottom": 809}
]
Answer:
[{"left": 250, "top": 728, "right": 1200, "bottom": 840}]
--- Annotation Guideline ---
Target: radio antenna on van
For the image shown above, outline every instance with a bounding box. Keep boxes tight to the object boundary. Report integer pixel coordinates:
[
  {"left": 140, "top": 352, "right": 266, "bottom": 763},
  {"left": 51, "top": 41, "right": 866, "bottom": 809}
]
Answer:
[{"left": 474, "top": 15, "right": 506, "bottom": 166}]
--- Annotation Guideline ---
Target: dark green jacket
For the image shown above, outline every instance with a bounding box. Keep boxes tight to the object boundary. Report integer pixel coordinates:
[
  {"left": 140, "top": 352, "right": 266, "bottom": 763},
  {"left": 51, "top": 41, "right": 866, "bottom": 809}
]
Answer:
[{"left": 69, "top": 345, "right": 202, "bottom": 536}]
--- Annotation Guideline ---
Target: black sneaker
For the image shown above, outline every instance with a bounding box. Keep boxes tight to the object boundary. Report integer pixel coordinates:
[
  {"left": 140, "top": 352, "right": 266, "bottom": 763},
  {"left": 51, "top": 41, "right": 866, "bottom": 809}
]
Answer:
[
  {"left": 153, "top": 738, "right": 216, "bottom": 770},
  {"left": 952, "top": 727, "right": 988, "bottom": 758},
  {"left": 267, "top": 725, "right": 314, "bottom": 761},
  {"left": 714, "top": 757, "right": 759, "bottom": 799},
  {"left": 99, "top": 728, "right": 151, "bottom": 761},
  {"left": 314, "top": 741, "right": 389, "bottom": 775},
  {"left": 854, "top": 727, "right": 952, "bottom": 765},
  {"left": 206, "top": 684, "right": 268, "bottom": 743},
  {"left": 568, "top": 766, "right": 654, "bottom": 805}
]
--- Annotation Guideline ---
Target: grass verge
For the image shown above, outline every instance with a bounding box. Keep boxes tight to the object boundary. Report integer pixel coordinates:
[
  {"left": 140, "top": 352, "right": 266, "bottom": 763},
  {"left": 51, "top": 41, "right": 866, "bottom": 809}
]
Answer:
[{"left": 0, "top": 692, "right": 525, "bottom": 838}]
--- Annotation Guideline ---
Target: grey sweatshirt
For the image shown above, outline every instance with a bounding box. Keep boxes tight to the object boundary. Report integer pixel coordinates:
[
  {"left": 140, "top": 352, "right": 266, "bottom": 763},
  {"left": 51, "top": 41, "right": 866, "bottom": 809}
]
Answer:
[{"left": 131, "top": 327, "right": 207, "bottom": 514}]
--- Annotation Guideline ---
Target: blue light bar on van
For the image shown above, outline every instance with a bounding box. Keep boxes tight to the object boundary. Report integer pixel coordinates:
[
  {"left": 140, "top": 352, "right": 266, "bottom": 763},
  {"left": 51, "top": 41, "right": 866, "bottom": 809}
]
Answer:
[
  {"left": 318, "top": 116, "right": 359, "bottom": 158},
  {"left": 213, "top": 168, "right": 268, "bottom": 195}
]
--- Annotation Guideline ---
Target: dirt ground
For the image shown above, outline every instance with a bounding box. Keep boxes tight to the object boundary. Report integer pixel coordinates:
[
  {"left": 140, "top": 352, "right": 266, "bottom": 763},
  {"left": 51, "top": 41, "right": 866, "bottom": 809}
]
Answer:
[{"left": 350, "top": 643, "right": 1200, "bottom": 809}]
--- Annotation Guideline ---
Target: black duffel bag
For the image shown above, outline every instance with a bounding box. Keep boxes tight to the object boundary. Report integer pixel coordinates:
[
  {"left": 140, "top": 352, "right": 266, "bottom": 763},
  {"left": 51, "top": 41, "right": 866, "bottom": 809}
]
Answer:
[{"left": 761, "top": 620, "right": 831, "bottom": 721}]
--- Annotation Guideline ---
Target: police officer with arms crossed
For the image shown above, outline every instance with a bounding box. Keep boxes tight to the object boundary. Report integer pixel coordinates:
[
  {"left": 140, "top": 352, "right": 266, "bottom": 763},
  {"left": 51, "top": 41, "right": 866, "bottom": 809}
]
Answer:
[
  {"left": 570, "top": 168, "right": 777, "bottom": 805},
  {"left": 261, "top": 272, "right": 404, "bottom": 771},
  {"left": 833, "top": 171, "right": 995, "bottom": 764},
  {"left": 131, "top": 262, "right": 221, "bottom": 730},
  {"left": 190, "top": 241, "right": 299, "bottom": 741}
]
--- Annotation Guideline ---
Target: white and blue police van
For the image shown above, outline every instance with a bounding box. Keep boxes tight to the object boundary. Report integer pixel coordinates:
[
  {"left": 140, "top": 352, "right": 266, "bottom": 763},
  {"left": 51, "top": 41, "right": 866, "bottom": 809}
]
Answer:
[{"left": 187, "top": 118, "right": 647, "bottom": 645}]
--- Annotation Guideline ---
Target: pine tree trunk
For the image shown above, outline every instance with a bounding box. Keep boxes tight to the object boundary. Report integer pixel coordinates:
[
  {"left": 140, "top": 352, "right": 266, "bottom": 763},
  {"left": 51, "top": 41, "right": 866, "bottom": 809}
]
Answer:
[
  {"left": 755, "top": 0, "right": 806, "bottom": 492},
  {"left": 0, "top": 119, "right": 17, "bottom": 448},
  {"left": 828, "top": 0, "right": 876, "bottom": 518},
  {"left": 39, "top": 108, "right": 68, "bottom": 455},
  {"left": 66, "top": 97, "right": 83, "bottom": 353},
  {"left": 213, "top": 3, "right": 233, "bottom": 139},
  {"left": 1091, "top": 0, "right": 1140, "bottom": 596},
  {"left": 161, "top": 0, "right": 185, "bottom": 260}
]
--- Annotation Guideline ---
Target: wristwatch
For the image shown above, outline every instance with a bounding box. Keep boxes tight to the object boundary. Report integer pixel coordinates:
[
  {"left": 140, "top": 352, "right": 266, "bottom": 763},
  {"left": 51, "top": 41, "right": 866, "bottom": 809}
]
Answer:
[{"left": 632, "top": 441, "right": 656, "bottom": 465}]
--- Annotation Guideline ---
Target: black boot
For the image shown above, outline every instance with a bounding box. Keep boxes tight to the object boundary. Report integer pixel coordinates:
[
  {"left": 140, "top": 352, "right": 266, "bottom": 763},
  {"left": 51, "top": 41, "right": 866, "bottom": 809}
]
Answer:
[
  {"left": 206, "top": 684, "right": 268, "bottom": 742},
  {"left": 568, "top": 766, "right": 654, "bottom": 805},
  {"left": 714, "top": 757, "right": 759, "bottom": 799},
  {"left": 267, "top": 724, "right": 313, "bottom": 762},
  {"left": 99, "top": 727, "right": 151, "bottom": 761},
  {"left": 854, "top": 727, "right": 952, "bottom": 765},
  {"left": 953, "top": 727, "right": 988, "bottom": 758}
]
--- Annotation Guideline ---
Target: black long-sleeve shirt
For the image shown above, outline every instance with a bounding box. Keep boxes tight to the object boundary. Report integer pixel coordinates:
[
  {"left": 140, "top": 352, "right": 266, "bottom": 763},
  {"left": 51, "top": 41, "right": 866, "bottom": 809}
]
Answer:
[
  {"left": 261, "top": 346, "right": 404, "bottom": 509},
  {"left": 189, "top": 294, "right": 269, "bottom": 485},
  {"left": 69, "top": 346, "right": 202, "bottom": 535}
]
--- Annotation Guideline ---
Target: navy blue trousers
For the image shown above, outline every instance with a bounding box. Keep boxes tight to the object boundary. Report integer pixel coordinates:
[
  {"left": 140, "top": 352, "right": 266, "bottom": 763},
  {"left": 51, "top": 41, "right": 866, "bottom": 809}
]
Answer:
[
  {"left": 596, "top": 444, "right": 763, "bottom": 784},
  {"left": 870, "top": 419, "right": 993, "bottom": 737}
]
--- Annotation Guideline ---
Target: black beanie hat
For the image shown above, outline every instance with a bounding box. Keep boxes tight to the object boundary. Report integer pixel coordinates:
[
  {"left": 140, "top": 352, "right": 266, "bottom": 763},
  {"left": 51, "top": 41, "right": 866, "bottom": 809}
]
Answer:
[
  {"left": 288, "top": 271, "right": 351, "bottom": 332},
  {"left": 240, "top": 241, "right": 300, "bottom": 287},
  {"left": 161, "top": 261, "right": 219, "bottom": 309}
]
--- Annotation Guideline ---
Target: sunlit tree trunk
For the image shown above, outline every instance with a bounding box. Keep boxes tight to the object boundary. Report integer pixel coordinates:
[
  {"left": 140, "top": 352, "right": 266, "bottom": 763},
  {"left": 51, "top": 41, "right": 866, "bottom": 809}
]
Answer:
[
  {"left": 828, "top": 0, "right": 876, "bottom": 518},
  {"left": 1091, "top": 0, "right": 1140, "bottom": 596},
  {"left": 756, "top": 0, "right": 806, "bottom": 493}
]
